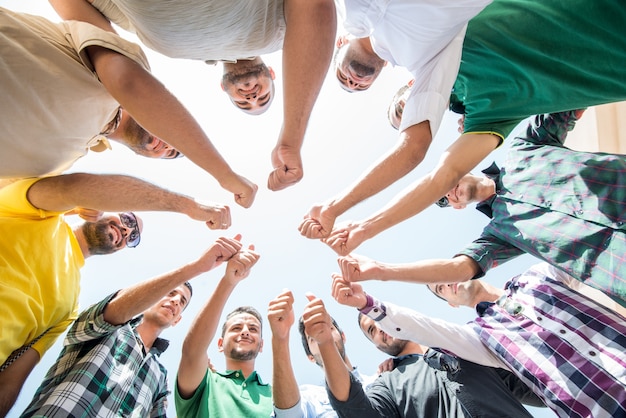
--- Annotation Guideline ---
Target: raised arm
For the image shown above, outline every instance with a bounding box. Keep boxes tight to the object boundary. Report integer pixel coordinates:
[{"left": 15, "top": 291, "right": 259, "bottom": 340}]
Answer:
[
  {"left": 27, "top": 173, "right": 232, "bottom": 228},
  {"left": 337, "top": 254, "right": 480, "bottom": 285},
  {"left": 324, "top": 132, "right": 501, "bottom": 255},
  {"left": 267, "top": 0, "right": 337, "bottom": 191},
  {"left": 49, "top": 0, "right": 116, "bottom": 33},
  {"left": 268, "top": 290, "right": 301, "bottom": 413},
  {"left": 85, "top": 45, "right": 257, "bottom": 208},
  {"left": 177, "top": 246, "right": 260, "bottom": 398},
  {"left": 103, "top": 236, "right": 243, "bottom": 325},
  {"left": 299, "top": 121, "right": 432, "bottom": 239}
]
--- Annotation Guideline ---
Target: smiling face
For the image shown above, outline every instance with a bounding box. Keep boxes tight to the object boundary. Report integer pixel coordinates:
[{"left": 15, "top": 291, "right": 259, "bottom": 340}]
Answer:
[
  {"left": 359, "top": 315, "right": 407, "bottom": 356},
  {"left": 443, "top": 174, "right": 482, "bottom": 209},
  {"left": 142, "top": 284, "right": 192, "bottom": 328},
  {"left": 334, "top": 37, "right": 385, "bottom": 93},
  {"left": 221, "top": 61, "right": 275, "bottom": 115},
  {"left": 218, "top": 313, "right": 264, "bottom": 361},
  {"left": 118, "top": 111, "right": 181, "bottom": 159},
  {"left": 80, "top": 214, "right": 144, "bottom": 255}
]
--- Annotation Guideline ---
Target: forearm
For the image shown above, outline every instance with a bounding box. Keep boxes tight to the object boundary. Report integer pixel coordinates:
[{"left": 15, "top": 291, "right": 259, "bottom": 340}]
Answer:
[
  {"left": 272, "top": 336, "right": 300, "bottom": 410},
  {"left": 0, "top": 348, "right": 39, "bottom": 417},
  {"left": 104, "top": 260, "right": 207, "bottom": 325},
  {"left": 88, "top": 46, "right": 238, "bottom": 187},
  {"left": 374, "top": 256, "right": 479, "bottom": 284},
  {"left": 329, "top": 123, "right": 431, "bottom": 218},
  {"left": 28, "top": 173, "right": 196, "bottom": 214},
  {"left": 49, "top": 0, "right": 116, "bottom": 32},
  {"left": 318, "top": 340, "right": 351, "bottom": 402},
  {"left": 359, "top": 133, "right": 499, "bottom": 240},
  {"left": 178, "top": 278, "right": 236, "bottom": 395},
  {"left": 280, "top": 0, "right": 336, "bottom": 149}
]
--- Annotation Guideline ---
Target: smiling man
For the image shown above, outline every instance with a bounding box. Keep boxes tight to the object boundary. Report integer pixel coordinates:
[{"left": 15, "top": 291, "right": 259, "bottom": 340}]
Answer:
[
  {"left": 175, "top": 243, "right": 268, "bottom": 418},
  {"left": 0, "top": 172, "right": 233, "bottom": 416},
  {"left": 20, "top": 236, "right": 246, "bottom": 417}
]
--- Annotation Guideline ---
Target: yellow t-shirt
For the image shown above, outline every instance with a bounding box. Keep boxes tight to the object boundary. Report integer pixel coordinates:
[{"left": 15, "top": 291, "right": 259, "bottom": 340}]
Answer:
[{"left": 0, "top": 179, "right": 85, "bottom": 363}]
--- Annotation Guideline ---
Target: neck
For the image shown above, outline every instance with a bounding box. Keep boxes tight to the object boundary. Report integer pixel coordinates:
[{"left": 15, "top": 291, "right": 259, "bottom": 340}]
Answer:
[
  {"left": 476, "top": 177, "right": 497, "bottom": 202},
  {"left": 398, "top": 341, "right": 427, "bottom": 356},
  {"left": 225, "top": 358, "right": 256, "bottom": 378},
  {"left": 72, "top": 227, "right": 91, "bottom": 259},
  {"left": 470, "top": 282, "right": 504, "bottom": 307},
  {"left": 135, "top": 320, "right": 164, "bottom": 351},
  {"left": 223, "top": 56, "right": 263, "bottom": 73}
]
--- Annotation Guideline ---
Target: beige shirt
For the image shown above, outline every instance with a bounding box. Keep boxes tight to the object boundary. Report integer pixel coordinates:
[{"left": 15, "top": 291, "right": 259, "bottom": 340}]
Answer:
[
  {"left": 90, "top": 0, "right": 286, "bottom": 62},
  {"left": 0, "top": 8, "right": 149, "bottom": 178}
]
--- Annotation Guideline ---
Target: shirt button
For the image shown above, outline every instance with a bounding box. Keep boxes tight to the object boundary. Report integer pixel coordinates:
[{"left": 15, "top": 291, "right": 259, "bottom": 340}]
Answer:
[
  {"left": 235, "top": 372, "right": 239, "bottom": 377},
  {"left": 589, "top": 351, "right": 596, "bottom": 357},
  {"left": 243, "top": 383, "right": 247, "bottom": 388},
  {"left": 559, "top": 329, "right": 566, "bottom": 334},
  {"left": 536, "top": 316, "right": 542, "bottom": 321},
  {"left": 396, "top": 327, "right": 401, "bottom": 332},
  {"left": 373, "top": 308, "right": 379, "bottom": 313}
]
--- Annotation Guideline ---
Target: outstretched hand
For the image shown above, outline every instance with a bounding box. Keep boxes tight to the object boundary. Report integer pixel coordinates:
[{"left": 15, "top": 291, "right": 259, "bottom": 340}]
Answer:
[
  {"left": 301, "top": 293, "right": 334, "bottom": 346},
  {"left": 268, "top": 289, "right": 295, "bottom": 341},
  {"left": 195, "top": 234, "right": 243, "bottom": 272},
  {"left": 222, "top": 173, "right": 258, "bottom": 209},
  {"left": 267, "top": 143, "right": 303, "bottom": 191},
  {"left": 224, "top": 244, "right": 260, "bottom": 285},
  {"left": 188, "top": 201, "right": 232, "bottom": 230},
  {"left": 323, "top": 221, "right": 367, "bottom": 256},
  {"left": 330, "top": 273, "right": 367, "bottom": 309},
  {"left": 337, "top": 254, "right": 380, "bottom": 282}
]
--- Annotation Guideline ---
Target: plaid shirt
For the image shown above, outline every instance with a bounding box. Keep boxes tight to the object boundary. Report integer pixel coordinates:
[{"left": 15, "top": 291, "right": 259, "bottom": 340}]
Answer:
[
  {"left": 472, "top": 267, "right": 626, "bottom": 418},
  {"left": 458, "top": 110, "right": 626, "bottom": 307},
  {"left": 21, "top": 293, "right": 170, "bottom": 418}
]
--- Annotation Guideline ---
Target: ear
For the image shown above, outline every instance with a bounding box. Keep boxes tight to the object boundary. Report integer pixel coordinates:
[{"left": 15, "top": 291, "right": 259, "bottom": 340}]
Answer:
[
  {"left": 452, "top": 204, "right": 467, "bottom": 210},
  {"left": 220, "top": 81, "right": 225, "bottom": 91},
  {"left": 172, "top": 314, "right": 183, "bottom": 327},
  {"left": 258, "top": 339, "right": 264, "bottom": 353},
  {"left": 447, "top": 302, "right": 460, "bottom": 308},
  {"left": 268, "top": 67, "right": 276, "bottom": 80},
  {"left": 336, "top": 35, "right": 349, "bottom": 48},
  {"left": 407, "top": 79, "right": 415, "bottom": 87},
  {"left": 217, "top": 337, "right": 224, "bottom": 353},
  {"left": 307, "top": 355, "right": 316, "bottom": 364},
  {"left": 341, "top": 332, "right": 347, "bottom": 344}
]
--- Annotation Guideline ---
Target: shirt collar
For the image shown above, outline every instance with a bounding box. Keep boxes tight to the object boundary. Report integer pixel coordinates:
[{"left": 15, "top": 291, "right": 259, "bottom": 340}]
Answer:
[
  {"left": 474, "top": 161, "right": 501, "bottom": 219},
  {"left": 129, "top": 315, "right": 170, "bottom": 356},
  {"left": 219, "top": 370, "right": 269, "bottom": 386}
]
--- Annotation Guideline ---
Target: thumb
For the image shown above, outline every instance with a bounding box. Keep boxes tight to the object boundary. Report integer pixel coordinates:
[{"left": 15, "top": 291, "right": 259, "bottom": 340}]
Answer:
[
  {"left": 248, "top": 244, "right": 255, "bottom": 251},
  {"left": 233, "top": 233, "right": 242, "bottom": 242},
  {"left": 305, "top": 292, "right": 316, "bottom": 302}
]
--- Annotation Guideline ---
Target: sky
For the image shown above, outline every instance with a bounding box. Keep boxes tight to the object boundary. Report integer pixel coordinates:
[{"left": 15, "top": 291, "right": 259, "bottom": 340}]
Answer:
[{"left": 4, "top": 2, "right": 551, "bottom": 417}]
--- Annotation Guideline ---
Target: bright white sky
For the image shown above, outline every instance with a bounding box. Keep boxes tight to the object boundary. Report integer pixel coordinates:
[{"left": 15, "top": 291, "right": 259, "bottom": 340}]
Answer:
[{"left": 4, "top": 1, "right": 551, "bottom": 417}]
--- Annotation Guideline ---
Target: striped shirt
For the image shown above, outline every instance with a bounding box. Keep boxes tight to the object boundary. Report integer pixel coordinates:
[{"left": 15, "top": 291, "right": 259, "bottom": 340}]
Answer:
[{"left": 21, "top": 293, "right": 170, "bottom": 418}]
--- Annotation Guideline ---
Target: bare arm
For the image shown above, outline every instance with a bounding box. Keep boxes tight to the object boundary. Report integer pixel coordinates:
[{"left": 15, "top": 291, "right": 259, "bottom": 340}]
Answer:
[
  {"left": 299, "top": 121, "right": 432, "bottom": 238},
  {"left": 267, "top": 0, "right": 337, "bottom": 191},
  {"left": 177, "top": 247, "right": 260, "bottom": 398},
  {"left": 338, "top": 254, "right": 480, "bottom": 285},
  {"left": 49, "top": 0, "right": 116, "bottom": 32},
  {"left": 323, "top": 132, "right": 501, "bottom": 255},
  {"left": 0, "top": 348, "right": 39, "bottom": 417},
  {"left": 27, "top": 173, "right": 231, "bottom": 226},
  {"left": 268, "top": 290, "right": 300, "bottom": 410},
  {"left": 103, "top": 236, "right": 243, "bottom": 325},
  {"left": 86, "top": 45, "right": 257, "bottom": 208}
]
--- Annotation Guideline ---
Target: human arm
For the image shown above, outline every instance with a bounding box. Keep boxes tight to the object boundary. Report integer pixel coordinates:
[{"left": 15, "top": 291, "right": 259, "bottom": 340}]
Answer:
[
  {"left": 267, "top": 0, "right": 336, "bottom": 191},
  {"left": 268, "top": 290, "right": 301, "bottom": 414},
  {"left": 103, "top": 236, "right": 243, "bottom": 325},
  {"left": 298, "top": 121, "right": 432, "bottom": 239},
  {"left": 321, "top": 132, "right": 501, "bottom": 254},
  {"left": 49, "top": 0, "right": 116, "bottom": 33},
  {"left": 85, "top": 44, "right": 257, "bottom": 208},
  {"left": 0, "top": 348, "right": 39, "bottom": 418},
  {"left": 520, "top": 110, "right": 585, "bottom": 147},
  {"left": 337, "top": 253, "right": 480, "bottom": 285},
  {"left": 302, "top": 294, "right": 352, "bottom": 402},
  {"left": 27, "top": 173, "right": 232, "bottom": 228},
  {"left": 332, "top": 278, "right": 504, "bottom": 368},
  {"left": 177, "top": 246, "right": 260, "bottom": 398}
]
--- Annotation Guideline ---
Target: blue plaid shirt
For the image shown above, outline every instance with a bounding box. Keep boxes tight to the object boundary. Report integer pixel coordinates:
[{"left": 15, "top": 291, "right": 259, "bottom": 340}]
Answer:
[
  {"left": 21, "top": 293, "right": 170, "bottom": 418},
  {"left": 457, "top": 110, "right": 626, "bottom": 307}
]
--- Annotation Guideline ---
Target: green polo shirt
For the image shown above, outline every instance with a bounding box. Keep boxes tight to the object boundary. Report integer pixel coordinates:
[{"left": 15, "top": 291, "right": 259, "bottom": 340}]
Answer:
[{"left": 175, "top": 368, "right": 272, "bottom": 418}]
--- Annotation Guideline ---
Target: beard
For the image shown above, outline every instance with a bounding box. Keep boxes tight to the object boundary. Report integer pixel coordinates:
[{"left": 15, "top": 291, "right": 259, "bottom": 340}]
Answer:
[
  {"left": 228, "top": 346, "right": 260, "bottom": 361},
  {"left": 81, "top": 219, "right": 119, "bottom": 255},
  {"left": 348, "top": 60, "right": 376, "bottom": 77},
  {"left": 222, "top": 64, "right": 270, "bottom": 86},
  {"left": 378, "top": 339, "right": 407, "bottom": 357},
  {"left": 120, "top": 118, "right": 153, "bottom": 155}
]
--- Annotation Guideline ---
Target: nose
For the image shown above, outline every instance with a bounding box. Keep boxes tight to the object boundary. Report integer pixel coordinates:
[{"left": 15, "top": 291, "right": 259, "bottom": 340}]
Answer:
[{"left": 241, "top": 325, "right": 251, "bottom": 336}]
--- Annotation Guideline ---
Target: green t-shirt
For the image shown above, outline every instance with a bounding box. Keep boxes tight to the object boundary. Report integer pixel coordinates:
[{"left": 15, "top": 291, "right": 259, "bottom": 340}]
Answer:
[
  {"left": 175, "top": 369, "right": 272, "bottom": 418},
  {"left": 451, "top": 0, "right": 626, "bottom": 139}
]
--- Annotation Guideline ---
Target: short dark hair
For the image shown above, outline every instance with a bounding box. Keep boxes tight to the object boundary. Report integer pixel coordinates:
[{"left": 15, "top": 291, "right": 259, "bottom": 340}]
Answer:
[
  {"left": 298, "top": 315, "right": 344, "bottom": 357},
  {"left": 426, "top": 284, "right": 447, "bottom": 302},
  {"left": 182, "top": 282, "right": 193, "bottom": 308},
  {"left": 221, "top": 306, "right": 263, "bottom": 338}
]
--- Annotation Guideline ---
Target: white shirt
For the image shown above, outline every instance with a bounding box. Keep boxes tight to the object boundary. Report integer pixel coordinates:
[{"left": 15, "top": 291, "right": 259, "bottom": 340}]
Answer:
[{"left": 338, "top": 0, "right": 491, "bottom": 135}]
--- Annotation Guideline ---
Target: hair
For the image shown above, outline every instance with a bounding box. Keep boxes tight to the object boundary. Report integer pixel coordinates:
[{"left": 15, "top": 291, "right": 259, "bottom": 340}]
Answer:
[
  {"left": 182, "top": 281, "right": 193, "bottom": 306},
  {"left": 426, "top": 284, "right": 447, "bottom": 302},
  {"left": 298, "top": 315, "right": 344, "bottom": 357},
  {"left": 221, "top": 306, "right": 263, "bottom": 337}
]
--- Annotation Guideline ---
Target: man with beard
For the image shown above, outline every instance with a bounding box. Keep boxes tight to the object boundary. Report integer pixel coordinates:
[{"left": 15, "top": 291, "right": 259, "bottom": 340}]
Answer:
[
  {"left": 0, "top": 172, "right": 232, "bottom": 415},
  {"left": 0, "top": 5, "right": 256, "bottom": 207},
  {"left": 268, "top": 289, "right": 378, "bottom": 417},
  {"left": 174, "top": 244, "right": 266, "bottom": 417},
  {"left": 20, "top": 236, "right": 246, "bottom": 417},
  {"left": 302, "top": 286, "right": 542, "bottom": 417}
]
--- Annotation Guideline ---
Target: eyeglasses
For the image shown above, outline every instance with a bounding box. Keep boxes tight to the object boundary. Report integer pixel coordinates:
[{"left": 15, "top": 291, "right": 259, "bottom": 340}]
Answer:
[
  {"left": 435, "top": 196, "right": 450, "bottom": 208},
  {"left": 118, "top": 212, "right": 141, "bottom": 248}
]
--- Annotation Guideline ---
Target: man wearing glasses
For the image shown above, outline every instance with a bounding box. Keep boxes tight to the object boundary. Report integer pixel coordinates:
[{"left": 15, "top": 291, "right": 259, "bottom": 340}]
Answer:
[{"left": 0, "top": 172, "right": 232, "bottom": 416}]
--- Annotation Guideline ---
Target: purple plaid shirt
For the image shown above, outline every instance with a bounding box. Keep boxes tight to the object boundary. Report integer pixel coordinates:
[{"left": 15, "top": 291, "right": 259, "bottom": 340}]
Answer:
[{"left": 472, "top": 269, "right": 626, "bottom": 418}]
